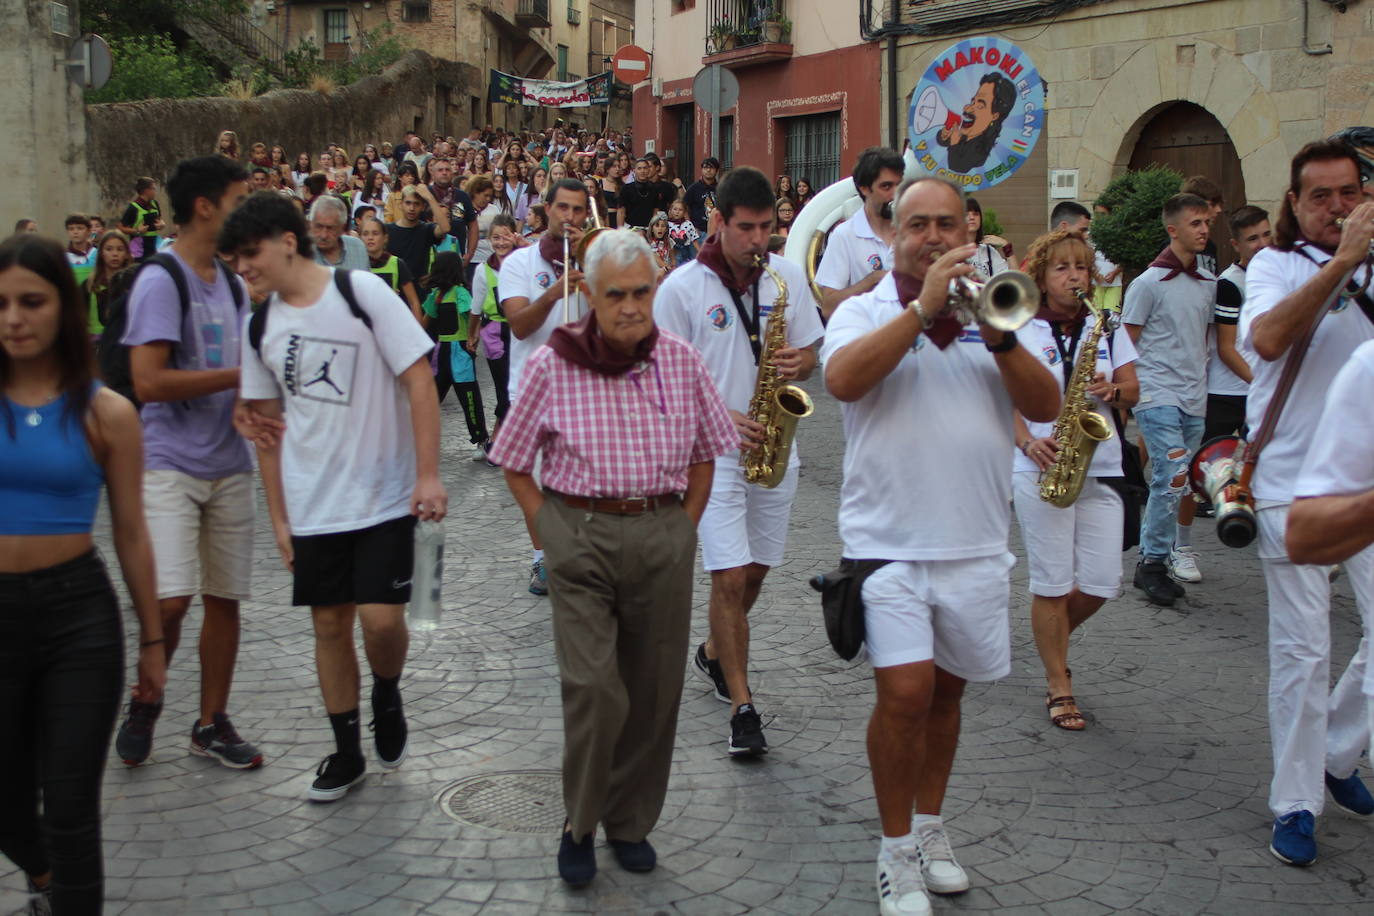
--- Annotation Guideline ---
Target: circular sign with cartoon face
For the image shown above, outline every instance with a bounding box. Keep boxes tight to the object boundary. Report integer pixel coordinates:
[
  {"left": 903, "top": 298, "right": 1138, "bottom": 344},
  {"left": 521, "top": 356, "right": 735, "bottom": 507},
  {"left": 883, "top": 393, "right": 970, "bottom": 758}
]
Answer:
[{"left": 907, "top": 37, "right": 1045, "bottom": 190}]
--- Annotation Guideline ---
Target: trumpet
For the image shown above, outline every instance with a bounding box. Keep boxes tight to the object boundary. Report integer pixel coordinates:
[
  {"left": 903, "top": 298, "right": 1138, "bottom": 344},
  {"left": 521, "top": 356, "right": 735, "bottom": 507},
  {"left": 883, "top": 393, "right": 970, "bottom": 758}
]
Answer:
[
  {"left": 1331, "top": 216, "right": 1374, "bottom": 298},
  {"left": 560, "top": 203, "right": 612, "bottom": 323},
  {"left": 945, "top": 270, "right": 1039, "bottom": 331}
]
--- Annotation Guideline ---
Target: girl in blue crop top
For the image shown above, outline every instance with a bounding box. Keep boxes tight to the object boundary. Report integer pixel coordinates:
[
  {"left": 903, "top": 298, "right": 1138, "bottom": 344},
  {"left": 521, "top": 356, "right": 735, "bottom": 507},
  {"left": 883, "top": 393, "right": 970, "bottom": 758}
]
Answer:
[{"left": 0, "top": 234, "right": 166, "bottom": 912}]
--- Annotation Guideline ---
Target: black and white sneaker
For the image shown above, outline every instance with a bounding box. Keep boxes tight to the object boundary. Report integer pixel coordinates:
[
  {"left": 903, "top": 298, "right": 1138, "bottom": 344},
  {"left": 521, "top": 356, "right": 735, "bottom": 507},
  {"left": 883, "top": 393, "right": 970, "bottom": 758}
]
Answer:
[
  {"left": 728, "top": 703, "right": 768, "bottom": 757},
  {"left": 370, "top": 691, "right": 409, "bottom": 771},
  {"left": 693, "top": 643, "right": 730, "bottom": 703},
  {"left": 189, "top": 713, "right": 264, "bottom": 769},
  {"left": 115, "top": 698, "right": 162, "bottom": 766},
  {"left": 25, "top": 875, "right": 52, "bottom": 916},
  {"left": 309, "top": 753, "right": 366, "bottom": 802}
]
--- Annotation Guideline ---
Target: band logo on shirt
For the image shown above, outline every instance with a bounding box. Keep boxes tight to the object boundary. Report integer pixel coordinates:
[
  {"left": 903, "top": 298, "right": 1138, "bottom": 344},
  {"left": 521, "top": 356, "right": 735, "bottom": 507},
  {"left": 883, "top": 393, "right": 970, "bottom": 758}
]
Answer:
[
  {"left": 536, "top": 271, "right": 553, "bottom": 289},
  {"left": 283, "top": 333, "right": 359, "bottom": 405},
  {"left": 1330, "top": 296, "right": 1350, "bottom": 314},
  {"left": 958, "top": 328, "right": 984, "bottom": 344},
  {"left": 867, "top": 254, "right": 884, "bottom": 271},
  {"left": 1042, "top": 345, "right": 1061, "bottom": 366},
  {"left": 707, "top": 304, "right": 733, "bottom": 330}
]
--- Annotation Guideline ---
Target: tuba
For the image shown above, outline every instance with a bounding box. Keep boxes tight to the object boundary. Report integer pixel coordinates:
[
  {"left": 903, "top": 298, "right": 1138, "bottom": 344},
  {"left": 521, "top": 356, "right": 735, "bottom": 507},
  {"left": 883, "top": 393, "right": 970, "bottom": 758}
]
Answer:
[
  {"left": 1038, "top": 292, "right": 1115, "bottom": 507},
  {"left": 741, "top": 255, "right": 814, "bottom": 488}
]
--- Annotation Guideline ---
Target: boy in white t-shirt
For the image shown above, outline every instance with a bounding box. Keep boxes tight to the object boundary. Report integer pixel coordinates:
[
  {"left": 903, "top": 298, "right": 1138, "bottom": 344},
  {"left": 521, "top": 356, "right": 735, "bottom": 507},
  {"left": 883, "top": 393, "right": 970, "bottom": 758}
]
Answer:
[{"left": 223, "top": 192, "right": 447, "bottom": 804}]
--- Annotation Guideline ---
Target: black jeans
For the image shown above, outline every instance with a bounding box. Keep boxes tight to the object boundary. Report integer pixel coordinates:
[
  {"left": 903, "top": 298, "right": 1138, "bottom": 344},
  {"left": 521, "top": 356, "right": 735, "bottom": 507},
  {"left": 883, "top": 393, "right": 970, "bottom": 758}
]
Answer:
[
  {"left": 486, "top": 321, "right": 511, "bottom": 424},
  {"left": 0, "top": 550, "right": 124, "bottom": 915},
  {"left": 434, "top": 341, "right": 489, "bottom": 445}
]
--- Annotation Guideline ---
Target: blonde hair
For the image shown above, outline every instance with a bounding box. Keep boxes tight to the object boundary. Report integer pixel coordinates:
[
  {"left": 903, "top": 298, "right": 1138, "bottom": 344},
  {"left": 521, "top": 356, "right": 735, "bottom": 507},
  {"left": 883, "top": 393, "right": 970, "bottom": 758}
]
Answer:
[{"left": 1022, "top": 229, "right": 1097, "bottom": 303}]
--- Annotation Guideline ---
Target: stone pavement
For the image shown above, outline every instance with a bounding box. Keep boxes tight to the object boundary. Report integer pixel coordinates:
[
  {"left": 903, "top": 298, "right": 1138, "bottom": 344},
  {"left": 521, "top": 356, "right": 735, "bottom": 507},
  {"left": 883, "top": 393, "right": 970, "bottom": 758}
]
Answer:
[{"left": 4, "top": 371, "right": 1374, "bottom": 916}]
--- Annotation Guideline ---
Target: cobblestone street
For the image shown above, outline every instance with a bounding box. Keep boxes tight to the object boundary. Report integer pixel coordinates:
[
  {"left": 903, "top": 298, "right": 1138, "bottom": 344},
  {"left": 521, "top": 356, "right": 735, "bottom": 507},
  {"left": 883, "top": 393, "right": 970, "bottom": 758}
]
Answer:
[{"left": 4, "top": 372, "right": 1372, "bottom": 915}]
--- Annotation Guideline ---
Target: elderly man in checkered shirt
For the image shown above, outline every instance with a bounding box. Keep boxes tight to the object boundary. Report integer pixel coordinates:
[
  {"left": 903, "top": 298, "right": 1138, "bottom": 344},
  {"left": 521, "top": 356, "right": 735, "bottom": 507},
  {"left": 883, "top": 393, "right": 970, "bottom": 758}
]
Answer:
[{"left": 489, "top": 229, "right": 737, "bottom": 889}]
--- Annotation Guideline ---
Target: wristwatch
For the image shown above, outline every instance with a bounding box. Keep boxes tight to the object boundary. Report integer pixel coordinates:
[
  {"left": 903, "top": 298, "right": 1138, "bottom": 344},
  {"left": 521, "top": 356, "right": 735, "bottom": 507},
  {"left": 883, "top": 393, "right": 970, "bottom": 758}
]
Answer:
[{"left": 985, "top": 330, "right": 1018, "bottom": 354}]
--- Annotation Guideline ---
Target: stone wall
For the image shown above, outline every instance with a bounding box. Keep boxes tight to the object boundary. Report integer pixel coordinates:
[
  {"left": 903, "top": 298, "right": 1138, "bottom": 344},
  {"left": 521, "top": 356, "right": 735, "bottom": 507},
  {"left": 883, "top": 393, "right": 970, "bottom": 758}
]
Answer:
[
  {"left": 889, "top": 0, "right": 1363, "bottom": 231},
  {"left": 85, "top": 50, "right": 482, "bottom": 219},
  {"left": 1, "top": 0, "right": 95, "bottom": 233}
]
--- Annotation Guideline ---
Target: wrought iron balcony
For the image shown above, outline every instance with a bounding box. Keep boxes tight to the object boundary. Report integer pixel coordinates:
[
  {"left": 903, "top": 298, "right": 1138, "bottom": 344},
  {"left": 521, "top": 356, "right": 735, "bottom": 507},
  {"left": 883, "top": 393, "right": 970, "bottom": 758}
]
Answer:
[
  {"left": 517, "top": 0, "right": 552, "bottom": 28},
  {"left": 703, "top": 0, "right": 793, "bottom": 66}
]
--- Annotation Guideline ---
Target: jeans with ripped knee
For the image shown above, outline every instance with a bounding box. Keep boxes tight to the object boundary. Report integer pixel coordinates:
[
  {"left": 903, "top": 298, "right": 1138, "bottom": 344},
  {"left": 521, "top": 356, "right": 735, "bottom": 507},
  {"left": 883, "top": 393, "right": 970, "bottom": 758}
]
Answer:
[{"left": 1135, "top": 405, "right": 1205, "bottom": 562}]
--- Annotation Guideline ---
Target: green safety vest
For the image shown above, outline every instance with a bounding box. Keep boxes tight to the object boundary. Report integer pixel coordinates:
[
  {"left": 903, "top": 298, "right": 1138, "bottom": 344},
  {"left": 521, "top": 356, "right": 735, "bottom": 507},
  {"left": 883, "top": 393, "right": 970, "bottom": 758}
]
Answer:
[
  {"left": 480, "top": 261, "right": 506, "bottom": 323},
  {"left": 421, "top": 285, "right": 469, "bottom": 343},
  {"left": 129, "top": 199, "right": 160, "bottom": 238},
  {"left": 370, "top": 255, "right": 401, "bottom": 291},
  {"left": 72, "top": 265, "right": 98, "bottom": 334}
]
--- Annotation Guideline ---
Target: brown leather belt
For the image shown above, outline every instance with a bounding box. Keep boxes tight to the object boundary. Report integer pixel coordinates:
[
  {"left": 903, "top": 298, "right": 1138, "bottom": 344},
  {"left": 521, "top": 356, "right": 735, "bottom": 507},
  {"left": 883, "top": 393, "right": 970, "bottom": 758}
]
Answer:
[{"left": 549, "top": 490, "right": 680, "bottom": 515}]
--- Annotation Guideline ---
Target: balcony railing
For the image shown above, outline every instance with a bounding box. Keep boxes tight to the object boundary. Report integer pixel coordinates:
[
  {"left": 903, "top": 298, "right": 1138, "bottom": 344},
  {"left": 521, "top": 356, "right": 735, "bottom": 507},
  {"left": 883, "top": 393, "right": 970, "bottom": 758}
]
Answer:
[
  {"left": 517, "top": 0, "right": 552, "bottom": 28},
  {"left": 704, "top": 0, "right": 790, "bottom": 56}
]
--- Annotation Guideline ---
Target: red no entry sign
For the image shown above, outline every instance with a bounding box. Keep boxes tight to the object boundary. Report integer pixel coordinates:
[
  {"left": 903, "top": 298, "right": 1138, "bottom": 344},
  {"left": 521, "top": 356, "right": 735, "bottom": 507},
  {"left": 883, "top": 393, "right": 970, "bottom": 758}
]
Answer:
[{"left": 612, "top": 45, "right": 652, "bottom": 85}]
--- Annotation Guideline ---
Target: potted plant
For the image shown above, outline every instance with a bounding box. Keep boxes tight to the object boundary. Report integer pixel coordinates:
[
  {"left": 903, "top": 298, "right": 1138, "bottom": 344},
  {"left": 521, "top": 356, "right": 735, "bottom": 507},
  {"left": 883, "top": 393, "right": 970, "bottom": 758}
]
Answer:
[
  {"left": 708, "top": 19, "right": 738, "bottom": 53},
  {"left": 759, "top": 6, "right": 790, "bottom": 44}
]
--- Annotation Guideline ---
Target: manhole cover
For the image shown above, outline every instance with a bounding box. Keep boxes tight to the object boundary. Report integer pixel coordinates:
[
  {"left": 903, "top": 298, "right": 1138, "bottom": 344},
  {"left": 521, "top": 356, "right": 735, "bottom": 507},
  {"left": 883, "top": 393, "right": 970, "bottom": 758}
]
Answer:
[{"left": 437, "top": 770, "right": 564, "bottom": 834}]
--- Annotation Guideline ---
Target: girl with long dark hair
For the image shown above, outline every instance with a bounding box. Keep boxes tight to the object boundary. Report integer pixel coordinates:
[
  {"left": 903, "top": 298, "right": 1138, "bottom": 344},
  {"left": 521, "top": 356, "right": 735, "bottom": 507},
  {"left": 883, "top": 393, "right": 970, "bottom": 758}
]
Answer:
[
  {"left": 419, "top": 252, "right": 489, "bottom": 456},
  {"left": 0, "top": 234, "right": 165, "bottom": 913}
]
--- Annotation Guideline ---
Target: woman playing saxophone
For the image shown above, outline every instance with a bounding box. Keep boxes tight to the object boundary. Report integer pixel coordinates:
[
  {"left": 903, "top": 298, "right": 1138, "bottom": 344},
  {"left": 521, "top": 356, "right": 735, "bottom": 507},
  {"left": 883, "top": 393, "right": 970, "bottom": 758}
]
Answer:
[{"left": 1011, "top": 230, "right": 1140, "bottom": 730}]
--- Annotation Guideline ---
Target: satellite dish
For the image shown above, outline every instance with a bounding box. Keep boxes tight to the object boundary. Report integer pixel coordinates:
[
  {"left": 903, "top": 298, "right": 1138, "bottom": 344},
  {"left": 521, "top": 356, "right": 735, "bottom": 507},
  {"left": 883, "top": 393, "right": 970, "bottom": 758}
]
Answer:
[{"left": 65, "top": 34, "right": 113, "bottom": 91}]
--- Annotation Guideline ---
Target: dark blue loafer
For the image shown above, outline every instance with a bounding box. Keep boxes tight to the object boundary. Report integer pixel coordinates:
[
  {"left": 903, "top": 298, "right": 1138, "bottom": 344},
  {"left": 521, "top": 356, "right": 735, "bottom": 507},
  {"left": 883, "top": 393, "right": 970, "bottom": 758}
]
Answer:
[{"left": 558, "top": 828, "right": 596, "bottom": 887}]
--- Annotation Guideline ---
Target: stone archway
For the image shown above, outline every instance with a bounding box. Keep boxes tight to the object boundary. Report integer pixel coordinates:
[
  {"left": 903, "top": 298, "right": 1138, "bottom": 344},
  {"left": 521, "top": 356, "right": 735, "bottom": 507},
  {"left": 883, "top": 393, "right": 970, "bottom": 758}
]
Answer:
[
  {"left": 1128, "top": 101, "right": 1247, "bottom": 270},
  {"left": 1072, "top": 39, "right": 1287, "bottom": 216}
]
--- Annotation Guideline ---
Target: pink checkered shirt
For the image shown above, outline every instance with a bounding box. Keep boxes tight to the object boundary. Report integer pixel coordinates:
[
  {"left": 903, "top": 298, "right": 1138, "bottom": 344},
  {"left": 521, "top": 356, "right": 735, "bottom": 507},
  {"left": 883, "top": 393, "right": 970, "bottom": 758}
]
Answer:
[{"left": 489, "top": 330, "right": 738, "bottom": 497}]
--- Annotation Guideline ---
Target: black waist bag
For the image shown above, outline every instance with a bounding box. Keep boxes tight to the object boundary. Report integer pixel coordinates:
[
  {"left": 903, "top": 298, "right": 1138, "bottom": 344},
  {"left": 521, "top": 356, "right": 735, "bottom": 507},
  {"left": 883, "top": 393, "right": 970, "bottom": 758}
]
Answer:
[{"left": 809, "top": 559, "right": 892, "bottom": 661}]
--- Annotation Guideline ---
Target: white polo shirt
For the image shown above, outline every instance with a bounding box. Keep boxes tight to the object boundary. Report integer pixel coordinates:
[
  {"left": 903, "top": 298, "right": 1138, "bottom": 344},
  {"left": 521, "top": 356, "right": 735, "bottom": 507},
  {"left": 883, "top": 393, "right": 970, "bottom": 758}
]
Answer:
[
  {"left": 1241, "top": 243, "right": 1374, "bottom": 503},
  {"left": 498, "top": 244, "right": 585, "bottom": 403},
  {"left": 815, "top": 208, "right": 893, "bottom": 292},
  {"left": 821, "top": 273, "right": 1019, "bottom": 561},
  {"left": 1012, "top": 318, "right": 1137, "bottom": 478},
  {"left": 653, "top": 254, "right": 824, "bottom": 453}
]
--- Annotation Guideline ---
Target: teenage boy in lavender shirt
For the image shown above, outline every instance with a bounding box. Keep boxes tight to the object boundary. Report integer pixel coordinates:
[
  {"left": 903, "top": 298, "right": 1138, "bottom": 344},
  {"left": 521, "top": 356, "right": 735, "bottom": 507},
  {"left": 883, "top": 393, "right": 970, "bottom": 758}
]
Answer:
[{"left": 115, "top": 156, "right": 265, "bottom": 771}]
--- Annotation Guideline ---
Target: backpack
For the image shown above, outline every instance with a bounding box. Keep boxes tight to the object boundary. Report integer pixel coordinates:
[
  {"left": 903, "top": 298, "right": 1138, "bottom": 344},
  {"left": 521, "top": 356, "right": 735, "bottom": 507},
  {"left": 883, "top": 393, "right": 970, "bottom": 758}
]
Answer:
[
  {"left": 248, "top": 268, "right": 372, "bottom": 355},
  {"left": 96, "top": 253, "right": 244, "bottom": 406}
]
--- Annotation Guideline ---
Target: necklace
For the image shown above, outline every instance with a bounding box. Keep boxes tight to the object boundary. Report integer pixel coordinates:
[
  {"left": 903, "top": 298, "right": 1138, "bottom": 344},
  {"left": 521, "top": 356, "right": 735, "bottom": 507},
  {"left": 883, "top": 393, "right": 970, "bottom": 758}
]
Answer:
[{"left": 10, "top": 392, "right": 60, "bottom": 427}]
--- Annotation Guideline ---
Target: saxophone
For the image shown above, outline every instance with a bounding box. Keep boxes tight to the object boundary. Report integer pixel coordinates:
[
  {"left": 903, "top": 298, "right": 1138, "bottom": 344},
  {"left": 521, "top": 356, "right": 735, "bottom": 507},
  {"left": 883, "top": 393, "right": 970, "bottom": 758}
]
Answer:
[
  {"left": 741, "top": 255, "right": 815, "bottom": 488},
  {"left": 1038, "top": 292, "right": 1116, "bottom": 508}
]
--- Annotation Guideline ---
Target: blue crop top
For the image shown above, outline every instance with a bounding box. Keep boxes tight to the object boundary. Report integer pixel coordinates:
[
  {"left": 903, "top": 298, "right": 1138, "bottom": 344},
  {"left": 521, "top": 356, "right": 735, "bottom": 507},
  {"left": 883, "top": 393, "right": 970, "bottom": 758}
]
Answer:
[{"left": 0, "top": 393, "right": 105, "bottom": 535}]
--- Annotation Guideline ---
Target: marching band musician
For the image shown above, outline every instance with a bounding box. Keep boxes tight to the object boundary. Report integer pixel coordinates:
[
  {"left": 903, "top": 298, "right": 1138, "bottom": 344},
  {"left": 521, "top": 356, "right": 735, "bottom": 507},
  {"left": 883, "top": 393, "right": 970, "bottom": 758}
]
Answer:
[
  {"left": 815, "top": 147, "right": 904, "bottom": 320},
  {"left": 489, "top": 230, "right": 737, "bottom": 887},
  {"left": 1011, "top": 230, "right": 1139, "bottom": 731},
  {"left": 498, "top": 178, "right": 590, "bottom": 596},
  {"left": 1241, "top": 139, "right": 1374, "bottom": 867},
  {"left": 653, "top": 166, "right": 823, "bottom": 758},
  {"left": 823, "top": 177, "right": 1060, "bottom": 916}
]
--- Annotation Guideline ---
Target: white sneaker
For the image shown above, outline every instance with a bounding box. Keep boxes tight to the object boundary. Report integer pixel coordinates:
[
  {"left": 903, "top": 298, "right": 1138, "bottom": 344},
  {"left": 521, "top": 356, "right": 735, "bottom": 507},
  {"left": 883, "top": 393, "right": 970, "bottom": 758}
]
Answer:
[
  {"left": 915, "top": 822, "right": 970, "bottom": 894},
  {"left": 877, "top": 845, "right": 931, "bottom": 916},
  {"left": 1168, "top": 546, "right": 1202, "bottom": 583}
]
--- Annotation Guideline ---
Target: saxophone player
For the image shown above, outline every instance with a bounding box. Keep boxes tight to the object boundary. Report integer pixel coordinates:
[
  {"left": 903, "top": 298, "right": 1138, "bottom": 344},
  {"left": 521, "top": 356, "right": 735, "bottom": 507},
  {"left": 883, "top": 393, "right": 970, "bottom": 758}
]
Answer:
[
  {"left": 823, "top": 178, "right": 1059, "bottom": 916},
  {"left": 653, "top": 167, "right": 823, "bottom": 758},
  {"left": 1011, "top": 230, "right": 1139, "bottom": 731}
]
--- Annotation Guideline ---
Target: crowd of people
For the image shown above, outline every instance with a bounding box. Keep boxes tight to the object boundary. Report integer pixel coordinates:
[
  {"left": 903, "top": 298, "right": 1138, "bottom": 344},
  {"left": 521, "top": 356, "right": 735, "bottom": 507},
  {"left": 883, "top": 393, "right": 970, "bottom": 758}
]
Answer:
[{"left": 2, "top": 123, "right": 1374, "bottom": 916}]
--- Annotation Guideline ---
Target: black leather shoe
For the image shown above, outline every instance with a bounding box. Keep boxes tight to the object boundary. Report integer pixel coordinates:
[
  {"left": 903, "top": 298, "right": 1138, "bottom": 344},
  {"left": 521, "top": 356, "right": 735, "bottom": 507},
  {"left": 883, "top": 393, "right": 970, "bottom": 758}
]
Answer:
[
  {"left": 558, "top": 826, "right": 596, "bottom": 887},
  {"left": 1134, "top": 560, "right": 1178, "bottom": 606},
  {"left": 608, "top": 837, "right": 657, "bottom": 872}
]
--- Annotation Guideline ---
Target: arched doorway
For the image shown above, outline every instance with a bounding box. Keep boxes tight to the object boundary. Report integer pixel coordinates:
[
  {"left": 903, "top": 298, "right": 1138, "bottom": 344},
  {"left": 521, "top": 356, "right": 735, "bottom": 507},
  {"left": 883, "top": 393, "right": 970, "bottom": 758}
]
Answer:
[{"left": 1128, "top": 102, "right": 1246, "bottom": 271}]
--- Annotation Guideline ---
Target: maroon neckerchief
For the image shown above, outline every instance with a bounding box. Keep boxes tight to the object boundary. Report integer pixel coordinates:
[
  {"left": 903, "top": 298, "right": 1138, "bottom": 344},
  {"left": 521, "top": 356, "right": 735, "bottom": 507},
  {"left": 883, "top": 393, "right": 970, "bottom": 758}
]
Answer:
[
  {"left": 696, "top": 234, "right": 762, "bottom": 293},
  {"left": 892, "top": 270, "right": 962, "bottom": 349},
  {"left": 548, "top": 310, "right": 659, "bottom": 376},
  {"left": 1034, "top": 302, "right": 1089, "bottom": 331},
  {"left": 1149, "top": 245, "right": 1206, "bottom": 281},
  {"left": 538, "top": 232, "right": 566, "bottom": 277}
]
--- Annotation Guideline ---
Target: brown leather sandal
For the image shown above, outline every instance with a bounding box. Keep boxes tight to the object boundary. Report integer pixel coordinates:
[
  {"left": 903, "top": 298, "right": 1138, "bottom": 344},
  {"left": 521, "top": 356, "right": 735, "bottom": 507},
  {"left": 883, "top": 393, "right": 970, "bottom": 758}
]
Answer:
[{"left": 1047, "top": 694, "right": 1086, "bottom": 731}]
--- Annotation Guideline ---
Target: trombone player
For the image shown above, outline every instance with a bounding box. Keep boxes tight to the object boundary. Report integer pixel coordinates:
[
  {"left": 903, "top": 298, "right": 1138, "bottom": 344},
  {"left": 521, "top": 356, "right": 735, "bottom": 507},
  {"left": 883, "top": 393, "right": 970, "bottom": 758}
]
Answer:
[
  {"left": 823, "top": 177, "right": 1058, "bottom": 916},
  {"left": 653, "top": 167, "right": 823, "bottom": 758}
]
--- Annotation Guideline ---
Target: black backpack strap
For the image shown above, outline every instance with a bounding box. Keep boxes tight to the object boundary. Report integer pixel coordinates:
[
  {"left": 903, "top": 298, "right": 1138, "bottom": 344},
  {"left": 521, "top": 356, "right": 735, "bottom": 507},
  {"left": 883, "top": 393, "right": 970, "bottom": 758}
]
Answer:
[
  {"left": 216, "top": 259, "right": 245, "bottom": 311},
  {"left": 248, "top": 303, "right": 269, "bottom": 356},
  {"left": 334, "top": 269, "right": 373, "bottom": 329}
]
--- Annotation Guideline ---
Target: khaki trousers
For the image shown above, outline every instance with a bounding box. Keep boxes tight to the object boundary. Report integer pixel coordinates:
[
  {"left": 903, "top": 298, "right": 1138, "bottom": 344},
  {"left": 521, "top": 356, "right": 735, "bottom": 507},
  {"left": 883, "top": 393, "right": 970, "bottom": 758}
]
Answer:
[{"left": 537, "top": 495, "right": 697, "bottom": 842}]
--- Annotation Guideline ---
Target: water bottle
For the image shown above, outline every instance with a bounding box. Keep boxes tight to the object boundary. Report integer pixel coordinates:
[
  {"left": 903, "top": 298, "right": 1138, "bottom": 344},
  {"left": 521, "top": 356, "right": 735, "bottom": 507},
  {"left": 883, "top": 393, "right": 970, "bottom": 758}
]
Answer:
[{"left": 409, "top": 520, "right": 445, "bottom": 631}]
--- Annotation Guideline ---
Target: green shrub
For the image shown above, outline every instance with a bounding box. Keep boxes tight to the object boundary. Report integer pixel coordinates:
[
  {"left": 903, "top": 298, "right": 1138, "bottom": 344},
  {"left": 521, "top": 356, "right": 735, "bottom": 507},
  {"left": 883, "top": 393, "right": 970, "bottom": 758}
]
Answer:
[
  {"left": 1090, "top": 165, "right": 1185, "bottom": 273},
  {"left": 982, "top": 207, "right": 1005, "bottom": 238},
  {"left": 85, "top": 34, "right": 218, "bottom": 103},
  {"left": 281, "top": 25, "right": 409, "bottom": 91}
]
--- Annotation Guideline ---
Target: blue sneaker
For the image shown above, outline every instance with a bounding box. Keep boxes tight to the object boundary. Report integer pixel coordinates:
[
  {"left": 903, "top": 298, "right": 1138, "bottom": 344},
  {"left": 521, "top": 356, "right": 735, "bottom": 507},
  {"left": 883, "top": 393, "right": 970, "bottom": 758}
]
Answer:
[
  {"left": 1269, "top": 810, "right": 1316, "bottom": 866},
  {"left": 1325, "top": 769, "right": 1374, "bottom": 815},
  {"left": 529, "top": 558, "right": 548, "bottom": 596}
]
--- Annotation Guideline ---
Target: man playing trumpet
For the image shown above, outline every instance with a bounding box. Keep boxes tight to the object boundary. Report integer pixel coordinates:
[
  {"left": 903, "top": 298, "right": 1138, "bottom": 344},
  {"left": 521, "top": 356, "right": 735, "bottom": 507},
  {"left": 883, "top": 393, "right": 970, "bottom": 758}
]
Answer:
[{"left": 823, "top": 177, "right": 1059, "bottom": 916}]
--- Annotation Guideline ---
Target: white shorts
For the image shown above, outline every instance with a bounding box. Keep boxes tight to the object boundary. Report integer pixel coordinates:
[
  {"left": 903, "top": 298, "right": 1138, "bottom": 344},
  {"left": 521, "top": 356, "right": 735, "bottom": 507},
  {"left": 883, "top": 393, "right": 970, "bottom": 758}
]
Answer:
[
  {"left": 143, "top": 469, "right": 255, "bottom": 601},
  {"left": 698, "top": 458, "right": 799, "bottom": 571},
  {"left": 1012, "top": 472, "right": 1124, "bottom": 599},
  {"left": 860, "top": 552, "right": 1015, "bottom": 679}
]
